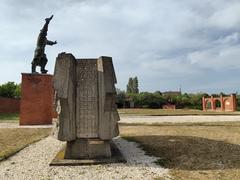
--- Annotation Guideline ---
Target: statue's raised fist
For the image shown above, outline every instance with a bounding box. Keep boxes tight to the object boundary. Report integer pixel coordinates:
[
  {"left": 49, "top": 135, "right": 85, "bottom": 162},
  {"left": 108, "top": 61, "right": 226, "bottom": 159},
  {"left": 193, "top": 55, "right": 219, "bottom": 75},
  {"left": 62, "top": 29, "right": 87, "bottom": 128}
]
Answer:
[{"left": 45, "top": 15, "right": 54, "bottom": 22}]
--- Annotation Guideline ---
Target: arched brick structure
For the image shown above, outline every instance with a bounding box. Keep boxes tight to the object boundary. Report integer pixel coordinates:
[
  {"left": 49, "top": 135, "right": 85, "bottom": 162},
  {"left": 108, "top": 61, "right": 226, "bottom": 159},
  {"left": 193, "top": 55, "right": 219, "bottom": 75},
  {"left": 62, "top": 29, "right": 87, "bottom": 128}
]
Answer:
[{"left": 202, "top": 94, "right": 236, "bottom": 112}]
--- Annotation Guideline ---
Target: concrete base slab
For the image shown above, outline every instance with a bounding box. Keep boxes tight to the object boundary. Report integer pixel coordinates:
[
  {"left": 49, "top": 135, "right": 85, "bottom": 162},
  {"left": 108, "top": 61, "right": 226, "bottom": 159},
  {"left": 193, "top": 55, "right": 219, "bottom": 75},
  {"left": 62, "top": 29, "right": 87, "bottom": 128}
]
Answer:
[
  {"left": 50, "top": 141, "right": 126, "bottom": 166},
  {"left": 64, "top": 139, "right": 111, "bottom": 159}
]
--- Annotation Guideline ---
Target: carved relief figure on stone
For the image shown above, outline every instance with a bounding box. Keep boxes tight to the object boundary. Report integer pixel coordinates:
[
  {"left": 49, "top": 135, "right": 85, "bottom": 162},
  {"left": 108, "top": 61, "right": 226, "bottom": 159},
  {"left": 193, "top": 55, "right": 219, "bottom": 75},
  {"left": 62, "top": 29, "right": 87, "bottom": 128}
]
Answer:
[
  {"left": 53, "top": 53, "right": 120, "bottom": 159},
  {"left": 31, "top": 15, "right": 57, "bottom": 74}
]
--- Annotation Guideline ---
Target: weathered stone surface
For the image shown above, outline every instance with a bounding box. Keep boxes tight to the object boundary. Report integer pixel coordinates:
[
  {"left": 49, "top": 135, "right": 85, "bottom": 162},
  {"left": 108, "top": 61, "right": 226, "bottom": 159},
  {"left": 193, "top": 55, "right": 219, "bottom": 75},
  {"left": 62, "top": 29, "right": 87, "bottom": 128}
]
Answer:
[
  {"left": 64, "top": 139, "right": 111, "bottom": 159},
  {"left": 53, "top": 53, "right": 76, "bottom": 141},
  {"left": 50, "top": 141, "right": 126, "bottom": 166},
  {"left": 53, "top": 53, "right": 119, "bottom": 159},
  {"left": 76, "top": 59, "right": 99, "bottom": 138},
  {"left": 98, "top": 57, "right": 119, "bottom": 140}
]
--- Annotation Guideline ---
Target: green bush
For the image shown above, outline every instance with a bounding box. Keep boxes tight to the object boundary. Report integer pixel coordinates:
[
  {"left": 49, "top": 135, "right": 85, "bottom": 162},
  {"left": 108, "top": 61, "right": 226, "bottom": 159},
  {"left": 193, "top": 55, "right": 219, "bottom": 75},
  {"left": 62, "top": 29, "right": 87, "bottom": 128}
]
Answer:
[
  {"left": 117, "top": 88, "right": 240, "bottom": 110},
  {"left": 0, "top": 82, "right": 21, "bottom": 98}
]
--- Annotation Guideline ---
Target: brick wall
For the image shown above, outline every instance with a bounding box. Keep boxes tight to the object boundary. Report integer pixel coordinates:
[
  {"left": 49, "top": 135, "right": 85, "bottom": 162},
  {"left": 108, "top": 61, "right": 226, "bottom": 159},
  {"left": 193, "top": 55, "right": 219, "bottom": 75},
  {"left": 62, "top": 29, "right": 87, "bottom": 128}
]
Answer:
[
  {"left": 202, "top": 94, "right": 236, "bottom": 111},
  {"left": 20, "top": 73, "right": 53, "bottom": 125},
  {"left": 0, "top": 97, "right": 20, "bottom": 113}
]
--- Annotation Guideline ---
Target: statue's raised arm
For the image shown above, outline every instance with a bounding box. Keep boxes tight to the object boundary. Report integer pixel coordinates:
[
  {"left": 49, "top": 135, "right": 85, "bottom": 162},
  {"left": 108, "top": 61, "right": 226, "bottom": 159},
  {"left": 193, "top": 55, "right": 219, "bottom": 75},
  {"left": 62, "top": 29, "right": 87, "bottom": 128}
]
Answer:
[
  {"left": 40, "top": 15, "right": 53, "bottom": 36},
  {"left": 46, "top": 15, "right": 54, "bottom": 22},
  {"left": 31, "top": 15, "right": 57, "bottom": 74}
]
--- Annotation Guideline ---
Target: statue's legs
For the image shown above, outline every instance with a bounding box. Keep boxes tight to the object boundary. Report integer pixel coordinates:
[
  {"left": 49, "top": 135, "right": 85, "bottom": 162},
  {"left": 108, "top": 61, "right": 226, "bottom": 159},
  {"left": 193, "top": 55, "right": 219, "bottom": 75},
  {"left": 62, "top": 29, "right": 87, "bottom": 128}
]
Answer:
[
  {"left": 40, "top": 54, "right": 48, "bottom": 74},
  {"left": 31, "top": 60, "right": 37, "bottom": 73}
]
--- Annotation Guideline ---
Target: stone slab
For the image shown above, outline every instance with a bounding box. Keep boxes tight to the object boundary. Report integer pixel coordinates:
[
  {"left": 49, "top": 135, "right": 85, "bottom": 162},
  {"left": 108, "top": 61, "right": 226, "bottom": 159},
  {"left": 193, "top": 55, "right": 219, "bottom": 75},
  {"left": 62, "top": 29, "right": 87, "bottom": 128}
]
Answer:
[
  {"left": 49, "top": 141, "right": 126, "bottom": 166},
  {"left": 64, "top": 139, "right": 111, "bottom": 159}
]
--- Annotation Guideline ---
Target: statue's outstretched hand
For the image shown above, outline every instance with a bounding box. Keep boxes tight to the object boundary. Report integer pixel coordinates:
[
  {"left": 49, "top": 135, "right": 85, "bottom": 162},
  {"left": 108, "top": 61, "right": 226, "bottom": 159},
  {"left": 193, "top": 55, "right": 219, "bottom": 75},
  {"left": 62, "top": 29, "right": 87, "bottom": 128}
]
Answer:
[
  {"left": 45, "top": 15, "right": 54, "bottom": 22},
  {"left": 46, "top": 40, "right": 57, "bottom": 46}
]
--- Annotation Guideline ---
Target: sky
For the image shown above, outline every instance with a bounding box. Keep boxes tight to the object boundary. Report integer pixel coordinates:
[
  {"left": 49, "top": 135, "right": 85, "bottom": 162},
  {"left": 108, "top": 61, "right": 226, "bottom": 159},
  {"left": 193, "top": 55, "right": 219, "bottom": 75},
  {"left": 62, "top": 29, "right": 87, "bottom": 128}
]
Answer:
[{"left": 0, "top": 0, "right": 240, "bottom": 94}]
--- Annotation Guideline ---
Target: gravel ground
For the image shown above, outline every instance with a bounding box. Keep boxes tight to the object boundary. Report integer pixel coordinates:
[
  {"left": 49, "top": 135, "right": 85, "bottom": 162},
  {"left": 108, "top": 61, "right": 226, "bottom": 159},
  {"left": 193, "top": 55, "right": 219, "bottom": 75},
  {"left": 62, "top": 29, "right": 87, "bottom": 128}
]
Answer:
[
  {"left": 0, "top": 123, "right": 53, "bottom": 128},
  {"left": 1, "top": 115, "right": 238, "bottom": 179},
  {"left": 120, "top": 115, "right": 240, "bottom": 124},
  {"left": 1, "top": 115, "right": 240, "bottom": 128},
  {"left": 0, "top": 136, "right": 170, "bottom": 180}
]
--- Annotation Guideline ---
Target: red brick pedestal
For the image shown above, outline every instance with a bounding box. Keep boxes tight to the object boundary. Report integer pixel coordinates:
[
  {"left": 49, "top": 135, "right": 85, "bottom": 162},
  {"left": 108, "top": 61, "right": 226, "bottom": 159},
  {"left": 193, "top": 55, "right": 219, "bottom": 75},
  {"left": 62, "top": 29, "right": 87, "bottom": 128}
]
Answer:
[{"left": 20, "top": 73, "right": 54, "bottom": 125}]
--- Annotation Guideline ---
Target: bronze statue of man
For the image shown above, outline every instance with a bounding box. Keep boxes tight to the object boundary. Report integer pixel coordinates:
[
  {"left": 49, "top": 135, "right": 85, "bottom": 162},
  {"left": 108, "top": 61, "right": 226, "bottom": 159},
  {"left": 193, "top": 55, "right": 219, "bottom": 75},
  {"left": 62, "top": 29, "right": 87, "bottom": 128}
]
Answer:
[{"left": 31, "top": 15, "right": 57, "bottom": 74}]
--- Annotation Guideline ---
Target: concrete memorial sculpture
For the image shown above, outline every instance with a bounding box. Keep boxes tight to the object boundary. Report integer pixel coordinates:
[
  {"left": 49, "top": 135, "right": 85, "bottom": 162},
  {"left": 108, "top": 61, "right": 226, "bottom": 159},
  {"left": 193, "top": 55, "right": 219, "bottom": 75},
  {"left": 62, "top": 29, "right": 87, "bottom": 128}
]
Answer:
[{"left": 53, "top": 53, "right": 120, "bottom": 160}]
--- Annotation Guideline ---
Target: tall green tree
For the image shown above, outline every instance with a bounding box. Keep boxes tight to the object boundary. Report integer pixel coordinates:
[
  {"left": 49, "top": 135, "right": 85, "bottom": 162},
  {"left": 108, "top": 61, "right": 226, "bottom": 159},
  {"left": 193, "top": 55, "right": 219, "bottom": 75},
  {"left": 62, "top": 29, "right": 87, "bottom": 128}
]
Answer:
[
  {"left": 132, "top": 76, "right": 139, "bottom": 94},
  {"left": 126, "top": 77, "right": 133, "bottom": 93},
  {"left": 127, "top": 76, "right": 139, "bottom": 94}
]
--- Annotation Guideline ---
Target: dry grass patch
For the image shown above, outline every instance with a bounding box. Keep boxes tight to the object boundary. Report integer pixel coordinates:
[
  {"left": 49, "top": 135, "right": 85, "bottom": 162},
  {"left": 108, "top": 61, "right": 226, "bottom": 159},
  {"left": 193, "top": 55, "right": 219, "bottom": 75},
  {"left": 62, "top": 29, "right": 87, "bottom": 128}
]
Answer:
[
  {"left": 118, "top": 108, "right": 240, "bottom": 116},
  {"left": 0, "top": 128, "right": 51, "bottom": 160},
  {"left": 120, "top": 123, "right": 240, "bottom": 179}
]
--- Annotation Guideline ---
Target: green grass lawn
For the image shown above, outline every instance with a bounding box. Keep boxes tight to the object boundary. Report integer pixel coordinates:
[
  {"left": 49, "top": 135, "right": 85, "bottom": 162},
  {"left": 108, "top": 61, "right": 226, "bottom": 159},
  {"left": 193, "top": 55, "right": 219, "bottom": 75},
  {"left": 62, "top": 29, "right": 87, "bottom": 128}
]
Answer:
[
  {"left": 0, "top": 113, "right": 19, "bottom": 121},
  {"left": 120, "top": 122, "right": 240, "bottom": 180},
  {"left": 118, "top": 108, "right": 240, "bottom": 116}
]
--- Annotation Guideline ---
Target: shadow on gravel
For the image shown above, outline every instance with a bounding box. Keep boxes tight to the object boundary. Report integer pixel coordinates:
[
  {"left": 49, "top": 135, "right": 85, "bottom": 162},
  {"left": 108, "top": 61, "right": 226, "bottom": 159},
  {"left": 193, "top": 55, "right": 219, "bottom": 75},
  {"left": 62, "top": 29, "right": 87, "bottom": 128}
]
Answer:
[{"left": 123, "top": 135, "right": 240, "bottom": 171}]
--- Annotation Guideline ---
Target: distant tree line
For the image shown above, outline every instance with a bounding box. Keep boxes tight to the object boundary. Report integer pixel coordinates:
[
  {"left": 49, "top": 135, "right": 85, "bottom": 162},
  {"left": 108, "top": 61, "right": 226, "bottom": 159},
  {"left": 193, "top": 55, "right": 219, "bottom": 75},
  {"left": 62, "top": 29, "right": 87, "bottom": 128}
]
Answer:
[
  {"left": 117, "top": 76, "right": 240, "bottom": 109},
  {"left": 0, "top": 82, "right": 21, "bottom": 98},
  {"left": 117, "top": 91, "right": 240, "bottom": 109},
  {"left": 116, "top": 91, "right": 208, "bottom": 109},
  {"left": 1, "top": 80, "right": 240, "bottom": 110}
]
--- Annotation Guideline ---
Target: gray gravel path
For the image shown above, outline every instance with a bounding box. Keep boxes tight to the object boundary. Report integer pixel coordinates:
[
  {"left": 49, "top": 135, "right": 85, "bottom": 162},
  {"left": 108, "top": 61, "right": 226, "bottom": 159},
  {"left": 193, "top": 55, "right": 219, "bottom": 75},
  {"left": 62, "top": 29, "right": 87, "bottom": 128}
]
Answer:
[
  {"left": 0, "top": 136, "right": 170, "bottom": 180},
  {"left": 1, "top": 115, "right": 239, "bottom": 129},
  {"left": 0, "top": 123, "right": 53, "bottom": 128},
  {"left": 120, "top": 115, "right": 240, "bottom": 124}
]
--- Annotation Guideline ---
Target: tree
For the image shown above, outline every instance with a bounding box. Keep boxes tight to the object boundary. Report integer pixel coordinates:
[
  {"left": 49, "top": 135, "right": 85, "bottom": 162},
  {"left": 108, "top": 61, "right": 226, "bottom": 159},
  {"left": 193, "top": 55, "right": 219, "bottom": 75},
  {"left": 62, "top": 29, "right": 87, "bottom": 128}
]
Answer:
[
  {"left": 219, "top": 92, "right": 226, "bottom": 96},
  {"left": 0, "top": 82, "right": 21, "bottom": 98},
  {"left": 126, "top": 77, "right": 133, "bottom": 93},
  {"left": 154, "top": 91, "right": 162, "bottom": 95},
  {"left": 132, "top": 76, "right": 139, "bottom": 94},
  {"left": 127, "top": 76, "right": 139, "bottom": 94},
  {"left": 15, "top": 83, "right": 21, "bottom": 98},
  {"left": 116, "top": 89, "right": 126, "bottom": 108},
  {"left": 128, "top": 92, "right": 165, "bottom": 108}
]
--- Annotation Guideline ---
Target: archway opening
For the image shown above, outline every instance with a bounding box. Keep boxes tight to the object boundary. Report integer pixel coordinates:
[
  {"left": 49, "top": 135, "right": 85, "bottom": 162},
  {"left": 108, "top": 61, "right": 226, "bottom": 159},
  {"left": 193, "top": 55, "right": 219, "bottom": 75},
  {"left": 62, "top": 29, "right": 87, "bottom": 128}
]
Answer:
[
  {"left": 215, "top": 99, "right": 221, "bottom": 110},
  {"left": 206, "top": 101, "right": 212, "bottom": 110}
]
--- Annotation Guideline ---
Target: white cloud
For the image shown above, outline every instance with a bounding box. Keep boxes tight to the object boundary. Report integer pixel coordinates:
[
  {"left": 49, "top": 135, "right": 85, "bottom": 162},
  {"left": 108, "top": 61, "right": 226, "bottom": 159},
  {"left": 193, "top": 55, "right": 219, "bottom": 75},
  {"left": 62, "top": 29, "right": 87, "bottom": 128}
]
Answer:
[
  {"left": 0, "top": 0, "right": 240, "bottom": 93},
  {"left": 208, "top": 2, "right": 240, "bottom": 29},
  {"left": 187, "top": 44, "right": 240, "bottom": 70}
]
